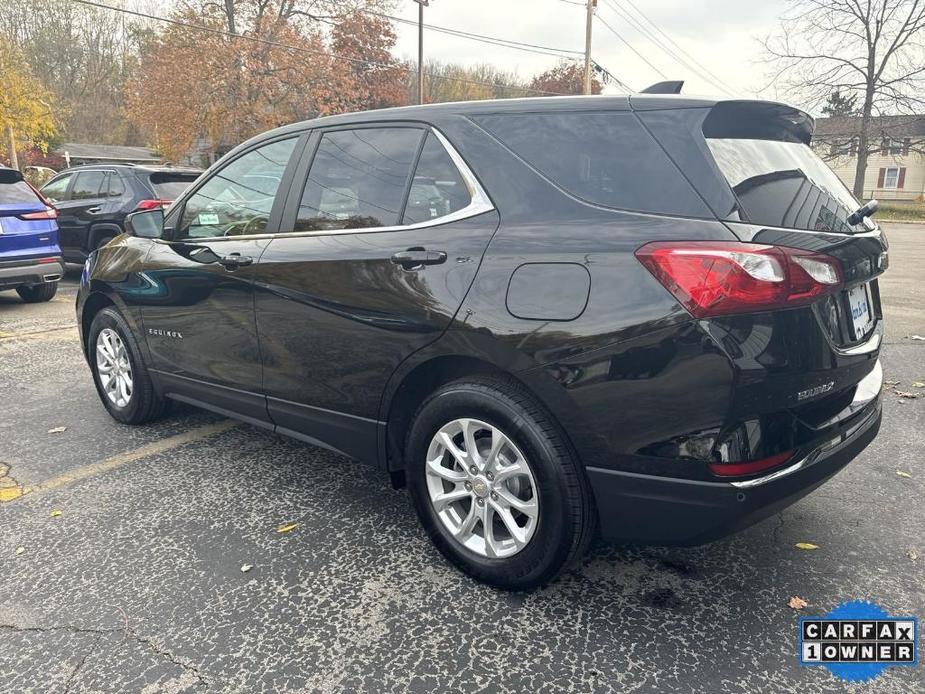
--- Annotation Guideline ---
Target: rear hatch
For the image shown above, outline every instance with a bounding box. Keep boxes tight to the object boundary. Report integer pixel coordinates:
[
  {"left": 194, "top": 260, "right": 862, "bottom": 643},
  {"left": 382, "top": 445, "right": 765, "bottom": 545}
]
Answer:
[
  {"left": 0, "top": 169, "right": 60, "bottom": 263},
  {"left": 638, "top": 100, "right": 886, "bottom": 467},
  {"left": 137, "top": 170, "right": 201, "bottom": 209}
]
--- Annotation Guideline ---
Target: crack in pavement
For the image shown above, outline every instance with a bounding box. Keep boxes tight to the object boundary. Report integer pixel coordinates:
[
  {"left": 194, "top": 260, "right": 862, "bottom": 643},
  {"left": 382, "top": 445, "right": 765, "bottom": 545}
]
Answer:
[
  {"left": 0, "top": 623, "right": 210, "bottom": 687},
  {"left": 62, "top": 633, "right": 103, "bottom": 694}
]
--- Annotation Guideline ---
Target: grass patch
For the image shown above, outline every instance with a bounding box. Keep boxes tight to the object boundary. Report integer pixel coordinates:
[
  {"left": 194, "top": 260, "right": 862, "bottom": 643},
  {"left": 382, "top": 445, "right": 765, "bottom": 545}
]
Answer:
[{"left": 876, "top": 201, "right": 925, "bottom": 222}]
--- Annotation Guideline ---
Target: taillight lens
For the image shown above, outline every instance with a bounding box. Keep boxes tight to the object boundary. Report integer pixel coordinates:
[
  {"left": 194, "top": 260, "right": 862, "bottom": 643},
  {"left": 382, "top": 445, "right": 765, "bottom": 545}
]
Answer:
[
  {"left": 136, "top": 199, "right": 172, "bottom": 210},
  {"left": 709, "top": 449, "right": 794, "bottom": 477},
  {"left": 635, "top": 241, "right": 843, "bottom": 318},
  {"left": 17, "top": 207, "right": 58, "bottom": 220}
]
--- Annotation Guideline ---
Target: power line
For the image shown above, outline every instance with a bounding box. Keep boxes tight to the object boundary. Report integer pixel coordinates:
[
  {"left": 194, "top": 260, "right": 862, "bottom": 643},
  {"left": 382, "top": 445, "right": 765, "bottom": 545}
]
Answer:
[
  {"left": 70, "top": 0, "right": 566, "bottom": 96},
  {"left": 362, "top": 9, "right": 584, "bottom": 59},
  {"left": 601, "top": 0, "right": 737, "bottom": 96},
  {"left": 594, "top": 12, "right": 668, "bottom": 80}
]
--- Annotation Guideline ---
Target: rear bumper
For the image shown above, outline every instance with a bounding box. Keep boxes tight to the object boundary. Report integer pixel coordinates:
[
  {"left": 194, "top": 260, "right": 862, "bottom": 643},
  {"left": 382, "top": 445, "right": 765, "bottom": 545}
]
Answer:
[
  {"left": 0, "top": 258, "right": 64, "bottom": 289},
  {"left": 588, "top": 399, "right": 881, "bottom": 545}
]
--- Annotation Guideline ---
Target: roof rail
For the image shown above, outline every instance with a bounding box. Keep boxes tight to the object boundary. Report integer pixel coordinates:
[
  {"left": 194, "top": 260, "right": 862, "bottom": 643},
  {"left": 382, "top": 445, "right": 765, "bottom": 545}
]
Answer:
[{"left": 640, "top": 80, "right": 684, "bottom": 94}]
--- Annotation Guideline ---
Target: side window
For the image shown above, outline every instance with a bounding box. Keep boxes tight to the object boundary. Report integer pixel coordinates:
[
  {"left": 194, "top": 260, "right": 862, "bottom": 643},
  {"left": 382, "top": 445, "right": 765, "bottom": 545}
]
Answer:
[
  {"left": 296, "top": 127, "right": 424, "bottom": 232},
  {"left": 179, "top": 137, "right": 297, "bottom": 239},
  {"left": 474, "top": 111, "right": 707, "bottom": 217},
  {"left": 106, "top": 172, "right": 125, "bottom": 197},
  {"left": 402, "top": 133, "right": 471, "bottom": 224},
  {"left": 71, "top": 171, "right": 106, "bottom": 200},
  {"left": 40, "top": 174, "right": 73, "bottom": 203}
]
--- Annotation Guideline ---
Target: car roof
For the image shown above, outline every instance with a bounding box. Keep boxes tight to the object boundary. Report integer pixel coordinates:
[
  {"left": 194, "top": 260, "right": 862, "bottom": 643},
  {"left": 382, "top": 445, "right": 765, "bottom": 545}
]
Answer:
[
  {"left": 54, "top": 164, "right": 202, "bottom": 175},
  {"left": 236, "top": 93, "right": 807, "bottom": 154}
]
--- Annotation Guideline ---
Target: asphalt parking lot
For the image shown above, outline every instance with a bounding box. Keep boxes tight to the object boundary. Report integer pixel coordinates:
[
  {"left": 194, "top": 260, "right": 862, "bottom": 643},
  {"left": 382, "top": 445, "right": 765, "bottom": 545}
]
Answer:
[{"left": 1, "top": 224, "right": 923, "bottom": 694}]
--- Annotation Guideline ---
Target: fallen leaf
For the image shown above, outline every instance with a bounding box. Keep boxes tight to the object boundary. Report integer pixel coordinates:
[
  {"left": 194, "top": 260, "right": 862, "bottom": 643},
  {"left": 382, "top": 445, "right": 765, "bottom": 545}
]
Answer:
[
  {"left": 788, "top": 596, "right": 808, "bottom": 610},
  {"left": 895, "top": 391, "right": 918, "bottom": 399},
  {"left": 795, "top": 542, "right": 820, "bottom": 550},
  {"left": 276, "top": 522, "right": 298, "bottom": 533},
  {"left": 15, "top": 546, "right": 25, "bottom": 556},
  {"left": 49, "top": 510, "right": 62, "bottom": 517},
  {"left": 912, "top": 382, "right": 925, "bottom": 388},
  {"left": 896, "top": 470, "right": 913, "bottom": 478},
  {"left": 911, "top": 335, "right": 925, "bottom": 341},
  {"left": 240, "top": 564, "right": 253, "bottom": 573},
  {"left": 908, "top": 549, "right": 919, "bottom": 562},
  {"left": 885, "top": 379, "right": 901, "bottom": 386},
  {"left": 47, "top": 426, "right": 67, "bottom": 434}
]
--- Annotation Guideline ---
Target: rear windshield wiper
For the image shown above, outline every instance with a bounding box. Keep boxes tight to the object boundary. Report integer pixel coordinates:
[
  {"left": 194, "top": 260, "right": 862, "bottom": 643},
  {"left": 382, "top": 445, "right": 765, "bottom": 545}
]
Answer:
[{"left": 847, "top": 199, "right": 878, "bottom": 227}]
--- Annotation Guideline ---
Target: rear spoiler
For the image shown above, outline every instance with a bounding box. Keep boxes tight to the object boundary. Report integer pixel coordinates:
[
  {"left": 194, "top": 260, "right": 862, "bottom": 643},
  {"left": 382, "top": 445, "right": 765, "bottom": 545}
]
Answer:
[{"left": 640, "top": 80, "right": 684, "bottom": 94}]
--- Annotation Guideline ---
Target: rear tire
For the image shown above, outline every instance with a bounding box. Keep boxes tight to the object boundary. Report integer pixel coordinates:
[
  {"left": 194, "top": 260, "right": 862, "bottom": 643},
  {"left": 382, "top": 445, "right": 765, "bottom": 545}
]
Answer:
[
  {"left": 16, "top": 282, "right": 57, "bottom": 303},
  {"left": 406, "top": 377, "right": 594, "bottom": 590},
  {"left": 88, "top": 307, "right": 167, "bottom": 424}
]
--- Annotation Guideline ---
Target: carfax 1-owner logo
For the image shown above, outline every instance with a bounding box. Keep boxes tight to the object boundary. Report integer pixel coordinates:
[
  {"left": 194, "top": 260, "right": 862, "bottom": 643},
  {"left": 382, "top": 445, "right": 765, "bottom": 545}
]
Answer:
[{"left": 799, "top": 600, "right": 919, "bottom": 682}]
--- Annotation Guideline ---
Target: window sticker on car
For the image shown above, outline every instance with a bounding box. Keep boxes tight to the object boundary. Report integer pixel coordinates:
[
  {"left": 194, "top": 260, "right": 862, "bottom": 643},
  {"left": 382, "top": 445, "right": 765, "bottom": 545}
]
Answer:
[{"left": 198, "top": 213, "right": 220, "bottom": 226}]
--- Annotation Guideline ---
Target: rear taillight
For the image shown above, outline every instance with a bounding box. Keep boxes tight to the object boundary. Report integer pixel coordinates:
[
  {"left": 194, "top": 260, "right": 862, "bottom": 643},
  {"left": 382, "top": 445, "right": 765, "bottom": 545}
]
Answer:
[
  {"left": 709, "top": 450, "right": 794, "bottom": 477},
  {"left": 136, "top": 199, "right": 172, "bottom": 210},
  {"left": 635, "top": 241, "right": 843, "bottom": 318},
  {"left": 17, "top": 207, "right": 58, "bottom": 220}
]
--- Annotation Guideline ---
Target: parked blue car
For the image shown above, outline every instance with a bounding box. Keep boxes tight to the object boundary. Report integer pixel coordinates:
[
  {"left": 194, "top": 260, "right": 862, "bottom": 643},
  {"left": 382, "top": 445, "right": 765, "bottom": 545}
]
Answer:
[{"left": 0, "top": 167, "right": 63, "bottom": 302}]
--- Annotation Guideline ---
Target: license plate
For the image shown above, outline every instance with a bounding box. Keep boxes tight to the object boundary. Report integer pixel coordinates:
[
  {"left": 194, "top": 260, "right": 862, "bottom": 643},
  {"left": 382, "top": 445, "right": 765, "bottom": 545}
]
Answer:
[{"left": 847, "top": 283, "right": 874, "bottom": 340}]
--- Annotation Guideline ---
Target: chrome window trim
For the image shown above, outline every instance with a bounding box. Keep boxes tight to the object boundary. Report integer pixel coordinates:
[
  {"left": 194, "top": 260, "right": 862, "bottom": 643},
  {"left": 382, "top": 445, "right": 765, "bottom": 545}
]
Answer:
[{"left": 166, "top": 126, "right": 493, "bottom": 244}]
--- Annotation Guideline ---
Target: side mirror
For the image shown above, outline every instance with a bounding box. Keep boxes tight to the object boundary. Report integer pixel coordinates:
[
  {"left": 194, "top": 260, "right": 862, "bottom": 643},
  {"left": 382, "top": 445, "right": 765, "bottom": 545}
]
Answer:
[{"left": 125, "top": 208, "right": 165, "bottom": 239}]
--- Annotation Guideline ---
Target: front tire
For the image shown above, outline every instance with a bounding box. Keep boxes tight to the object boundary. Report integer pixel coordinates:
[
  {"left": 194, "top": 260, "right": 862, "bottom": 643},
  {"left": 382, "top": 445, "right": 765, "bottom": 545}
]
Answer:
[
  {"left": 406, "top": 377, "right": 594, "bottom": 590},
  {"left": 16, "top": 282, "right": 57, "bottom": 303},
  {"left": 88, "top": 307, "right": 166, "bottom": 424}
]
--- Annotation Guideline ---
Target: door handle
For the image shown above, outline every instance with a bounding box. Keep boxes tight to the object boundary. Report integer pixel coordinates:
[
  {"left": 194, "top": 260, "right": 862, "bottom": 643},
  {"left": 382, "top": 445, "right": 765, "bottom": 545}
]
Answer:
[
  {"left": 390, "top": 248, "right": 447, "bottom": 269},
  {"left": 218, "top": 253, "right": 254, "bottom": 269},
  {"left": 87, "top": 206, "right": 102, "bottom": 214}
]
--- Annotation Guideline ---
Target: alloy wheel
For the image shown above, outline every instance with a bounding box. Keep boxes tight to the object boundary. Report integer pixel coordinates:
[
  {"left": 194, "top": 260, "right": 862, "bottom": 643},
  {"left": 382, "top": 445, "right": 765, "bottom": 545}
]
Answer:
[
  {"left": 425, "top": 418, "right": 539, "bottom": 558},
  {"left": 96, "top": 328, "right": 133, "bottom": 408}
]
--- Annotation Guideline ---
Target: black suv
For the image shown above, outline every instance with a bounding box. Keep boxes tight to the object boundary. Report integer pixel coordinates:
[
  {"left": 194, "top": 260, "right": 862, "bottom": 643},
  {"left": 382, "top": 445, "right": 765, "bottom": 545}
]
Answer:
[
  {"left": 41, "top": 164, "right": 201, "bottom": 262},
  {"left": 77, "top": 96, "right": 886, "bottom": 589}
]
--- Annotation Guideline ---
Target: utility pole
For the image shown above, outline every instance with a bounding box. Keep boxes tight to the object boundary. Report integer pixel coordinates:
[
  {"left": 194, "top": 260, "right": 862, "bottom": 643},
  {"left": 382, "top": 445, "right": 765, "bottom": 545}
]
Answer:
[
  {"left": 413, "top": 0, "right": 430, "bottom": 104},
  {"left": 583, "top": 0, "right": 597, "bottom": 95},
  {"left": 6, "top": 126, "right": 18, "bottom": 170}
]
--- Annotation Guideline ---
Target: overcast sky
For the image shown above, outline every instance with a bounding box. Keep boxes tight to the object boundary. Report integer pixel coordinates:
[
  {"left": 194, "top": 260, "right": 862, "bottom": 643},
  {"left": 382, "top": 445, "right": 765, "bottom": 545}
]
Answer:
[{"left": 391, "top": 0, "right": 790, "bottom": 100}]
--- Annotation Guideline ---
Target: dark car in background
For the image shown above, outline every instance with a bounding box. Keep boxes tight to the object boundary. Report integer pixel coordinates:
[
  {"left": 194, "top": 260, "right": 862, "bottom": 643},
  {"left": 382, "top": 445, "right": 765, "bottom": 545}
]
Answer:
[
  {"left": 76, "top": 95, "right": 886, "bottom": 588},
  {"left": 40, "top": 165, "right": 201, "bottom": 262},
  {"left": 0, "top": 167, "right": 63, "bottom": 303}
]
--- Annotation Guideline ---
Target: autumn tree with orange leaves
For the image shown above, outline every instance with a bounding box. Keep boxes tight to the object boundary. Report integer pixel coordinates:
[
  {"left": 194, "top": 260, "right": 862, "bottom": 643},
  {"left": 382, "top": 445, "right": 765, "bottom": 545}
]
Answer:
[
  {"left": 126, "top": 1, "right": 402, "bottom": 162},
  {"left": 529, "top": 60, "right": 602, "bottom": 96}
]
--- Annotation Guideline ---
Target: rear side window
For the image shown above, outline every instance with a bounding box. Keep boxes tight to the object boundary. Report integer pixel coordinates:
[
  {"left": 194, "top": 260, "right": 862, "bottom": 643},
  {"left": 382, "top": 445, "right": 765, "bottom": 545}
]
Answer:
[
  {"left": 296, "top": 127, "right": 424, "bottom": 231},
  {"left": 71, "top": 171, "right": 106, "bottom": 200},
  {"left": 403, "top": 133, "right": 471, "bottom": 224},
  {"left": 106, "top": 172, "right": 125, "bottom": 197},
  {"left": 0, "top": 171, "right": 41, "bottom": 204},
  {"left": 147, "top": 172, "right": 198, "bottom": 200},
  {"left": 473, "top": 111, "right": 709, "bottom": 216},
  {"left": 41, "top": 174, "right": 72, "bottom": 202}
]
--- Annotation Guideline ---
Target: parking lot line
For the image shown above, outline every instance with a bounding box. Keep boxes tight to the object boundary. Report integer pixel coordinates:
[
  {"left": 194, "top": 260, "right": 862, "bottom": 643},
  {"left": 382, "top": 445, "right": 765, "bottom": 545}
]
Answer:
[{"left": 1, "top": 419, "right": 239, "bottom": 503}]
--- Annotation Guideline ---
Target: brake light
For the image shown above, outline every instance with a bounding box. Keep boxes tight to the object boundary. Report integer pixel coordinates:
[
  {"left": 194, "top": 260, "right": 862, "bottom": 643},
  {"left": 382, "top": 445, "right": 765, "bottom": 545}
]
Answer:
[
  {"left": 635, "top": 241, "right": 843, "bottom": 318},
  {"left": 17, "top": 207, "right": 58, "bottom": 220},
  {"left": 137, "top": 199, "right": 172, "bottom": 210},
  {"left": 37, "top": 257, "right": 59, "bottom": 264},
  {"left": 709, "top": 450, "right": 794, "bottom": 477}
]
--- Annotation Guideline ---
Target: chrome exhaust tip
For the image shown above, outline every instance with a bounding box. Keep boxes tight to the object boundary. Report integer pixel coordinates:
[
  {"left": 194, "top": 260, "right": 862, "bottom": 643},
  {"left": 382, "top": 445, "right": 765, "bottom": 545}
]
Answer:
[{"left": 43, "top": 274, "right": 62, "bottom": 282}]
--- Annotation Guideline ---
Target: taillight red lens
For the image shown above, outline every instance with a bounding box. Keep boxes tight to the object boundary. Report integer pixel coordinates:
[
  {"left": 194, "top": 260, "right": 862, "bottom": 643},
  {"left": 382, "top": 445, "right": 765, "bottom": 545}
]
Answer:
[
  {"left": 17, "top": 207, "right": 58, "bottom": 220},
  {"left": 136, "top": 199, "right": 172, "bottom": 210},
  {"left": 635, "top": 241, "right": 842, "bottom": 318},
  {"left": 709, "top": 450, "right": 794, "bottom": 477}
]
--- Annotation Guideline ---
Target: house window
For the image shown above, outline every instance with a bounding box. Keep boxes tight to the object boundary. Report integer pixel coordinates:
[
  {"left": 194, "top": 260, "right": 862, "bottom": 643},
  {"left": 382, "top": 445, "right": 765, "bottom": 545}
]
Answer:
[
  {"left": 902, "top": 138, "right": 911, "bottom": 155},
  {"left": 889, "top": 139, "right": 903, "bottom": 155},
  {"left": 880, "top": 139, "right": 889, "bottom": 155},
  {"left": 849, "top": 138, "right": 858, "bottom": 156},
  {"left": 883, "top": 167, "right": 899, "bottom": 188}
]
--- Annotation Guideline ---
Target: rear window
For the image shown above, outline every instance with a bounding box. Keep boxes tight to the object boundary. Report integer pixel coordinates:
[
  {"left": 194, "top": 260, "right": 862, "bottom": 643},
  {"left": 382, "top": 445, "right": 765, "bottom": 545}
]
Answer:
[
  {"left": 147, "top": 172, "right": 198, "bottom": 200},
  {"left": 703, "top": 103, "right": 864, "bottom": 233},
  {"left": 473, "top": 111, "right": 710, "bottom": 217},
  {"left": 0, "top": 170, "right": 40, "bottom": 204}
]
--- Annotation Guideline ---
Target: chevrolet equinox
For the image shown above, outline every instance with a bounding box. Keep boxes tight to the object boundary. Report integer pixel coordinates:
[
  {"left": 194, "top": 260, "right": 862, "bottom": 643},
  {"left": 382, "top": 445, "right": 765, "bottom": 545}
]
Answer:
[{"left": 77, "top": 95, "right": 886, "bottom": 589}]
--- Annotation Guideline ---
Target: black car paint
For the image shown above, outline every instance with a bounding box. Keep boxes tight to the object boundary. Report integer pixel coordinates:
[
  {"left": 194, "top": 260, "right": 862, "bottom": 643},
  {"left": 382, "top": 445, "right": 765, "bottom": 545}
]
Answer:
[
  {"left": 46, "top": 165, "right": 201, "bottom": 263},
  {"left": 77, "top": 95, "right": 886, "bottom": 545}
]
